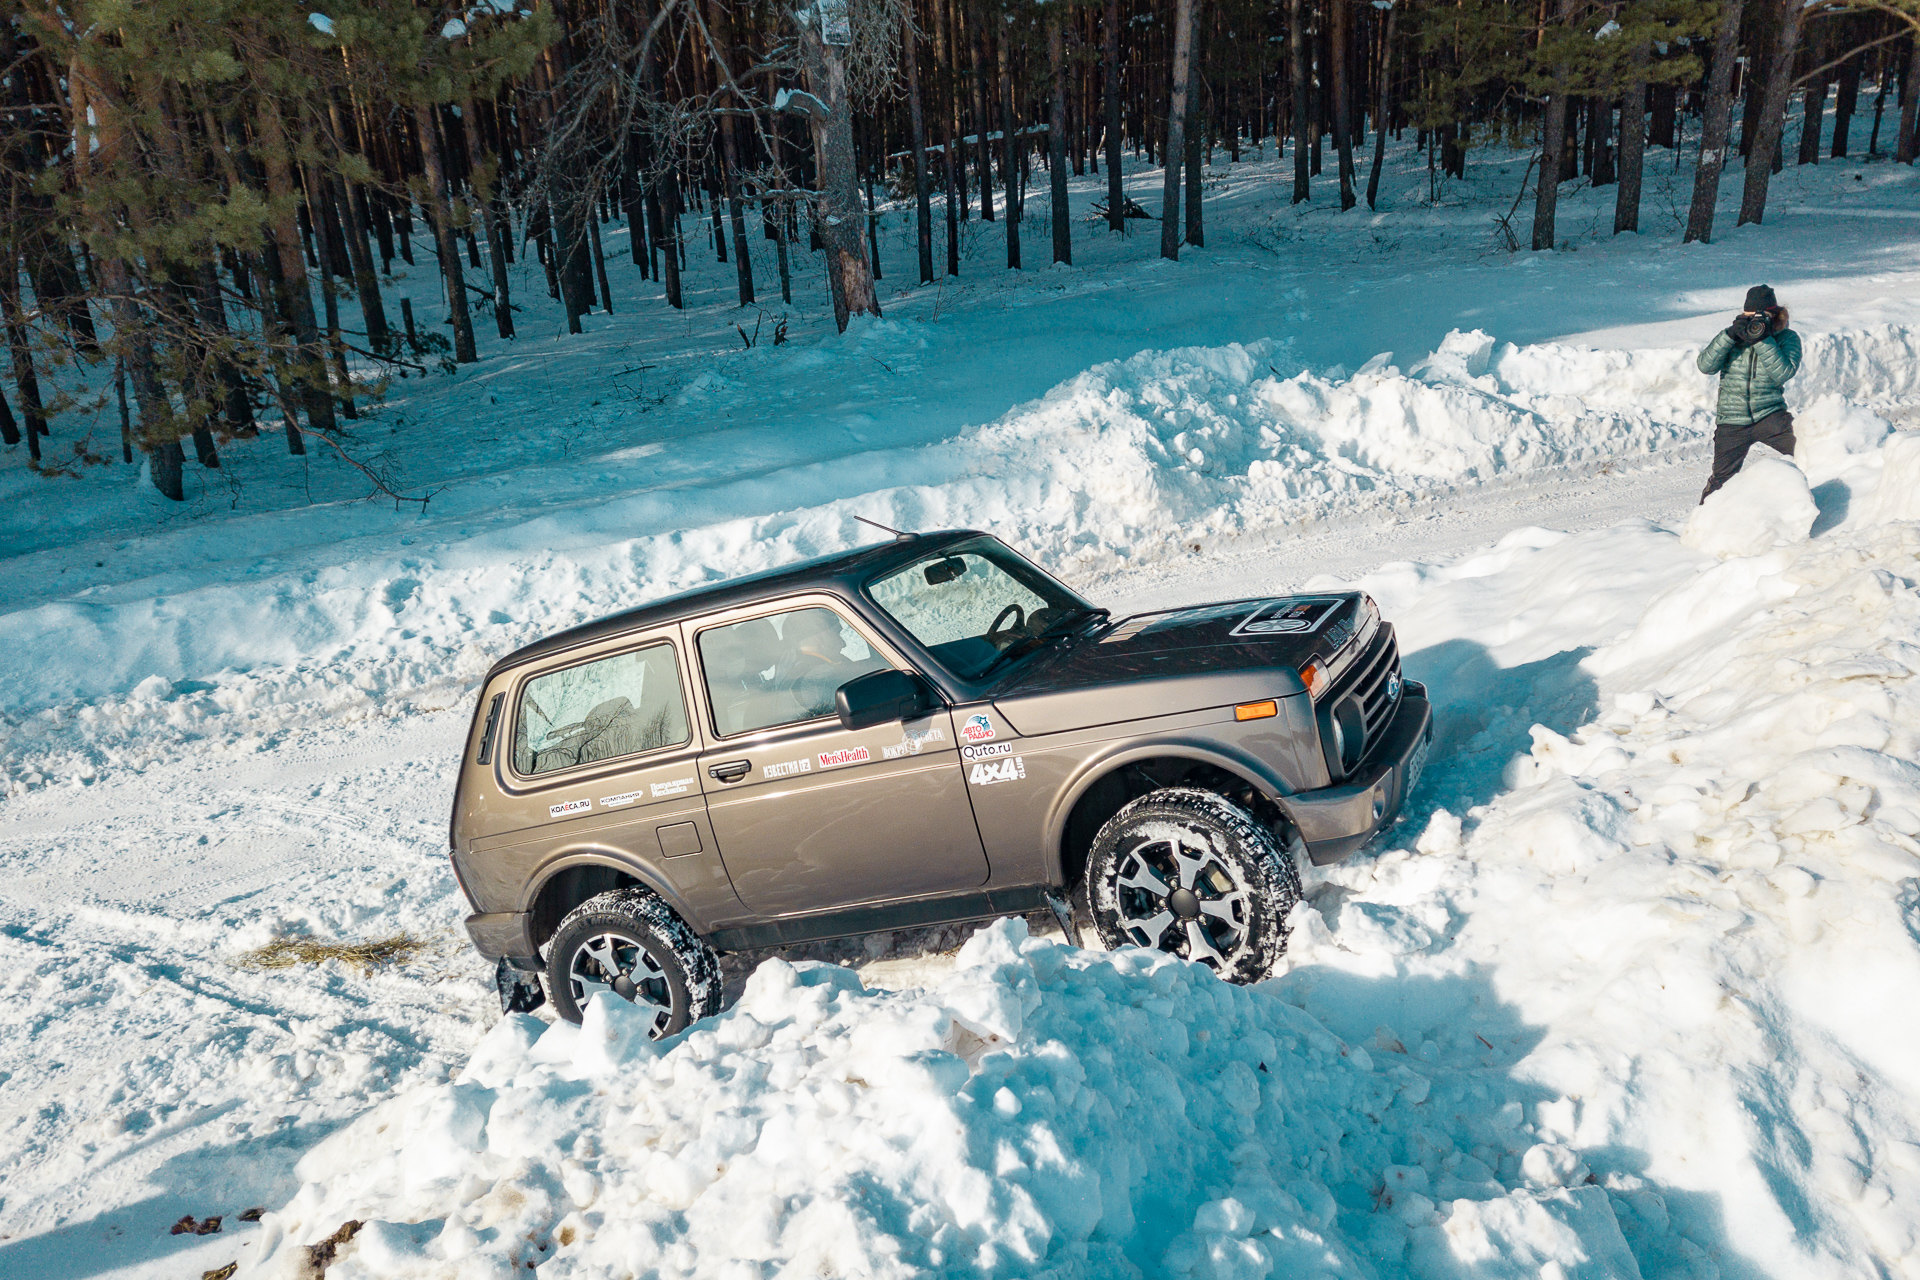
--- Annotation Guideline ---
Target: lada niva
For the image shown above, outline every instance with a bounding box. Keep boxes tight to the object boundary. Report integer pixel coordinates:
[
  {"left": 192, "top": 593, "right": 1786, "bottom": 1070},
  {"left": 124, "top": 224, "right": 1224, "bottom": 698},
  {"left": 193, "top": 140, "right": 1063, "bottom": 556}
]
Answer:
[{"left": 449, "top": 531, "right": 1432, "bottom": 1034}]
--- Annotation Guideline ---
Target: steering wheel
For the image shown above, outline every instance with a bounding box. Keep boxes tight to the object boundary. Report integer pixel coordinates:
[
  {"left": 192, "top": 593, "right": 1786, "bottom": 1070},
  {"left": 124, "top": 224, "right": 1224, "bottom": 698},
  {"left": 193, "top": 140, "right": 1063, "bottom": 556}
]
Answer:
[{"left": 986, "top": 603, "right": 1027, "bottom": 646}]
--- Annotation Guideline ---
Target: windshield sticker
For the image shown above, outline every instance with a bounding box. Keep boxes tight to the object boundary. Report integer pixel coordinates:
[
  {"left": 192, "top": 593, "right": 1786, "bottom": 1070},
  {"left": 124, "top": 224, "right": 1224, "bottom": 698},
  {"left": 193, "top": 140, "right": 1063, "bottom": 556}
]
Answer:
[
  {"left": 1230, "top": 597, "right": 1344, "bottom": 637},
  {"left": 883, "top": 726, "right": 946, "bottom": 760},
  {"left": 1099, "top": 616, "right": 1154, "bottom": 644},
  {"left": 548, "top": 798, "right": 592, "bottom": 819},
  {"left": 763, "top": 757, "right": 812, "bottom": 780},
  {"left": 651, "top": 777, "right": 696, "bottom": 798},
  {"left": 961, "top": 713, "right": 996, "bottom": 743},
  {"left": 599, "top": 788, "right": 648, "bottom": 809},
  {"left": 962, "top": 742, "right": 1014, "bottom": 761},
  {"left": 968, "top": 756, "right": 1026, "bottom": 786},
  {"left": 818, "top": 746, "right": 872, "bottom": 769}
]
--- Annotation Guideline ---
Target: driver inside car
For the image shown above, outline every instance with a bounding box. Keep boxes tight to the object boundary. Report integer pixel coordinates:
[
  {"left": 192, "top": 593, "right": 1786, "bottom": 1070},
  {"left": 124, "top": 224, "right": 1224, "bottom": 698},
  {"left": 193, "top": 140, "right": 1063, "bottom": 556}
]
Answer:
[{"left": 776, "top": 610, "right": 862, "bottom": 720}]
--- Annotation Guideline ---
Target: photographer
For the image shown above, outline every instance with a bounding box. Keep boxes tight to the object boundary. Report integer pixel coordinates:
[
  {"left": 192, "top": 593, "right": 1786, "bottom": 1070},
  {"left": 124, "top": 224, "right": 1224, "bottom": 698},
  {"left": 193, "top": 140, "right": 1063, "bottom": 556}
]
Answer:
[{"left": 1695, "top": 285, "right": 1803, "bottom": 501}]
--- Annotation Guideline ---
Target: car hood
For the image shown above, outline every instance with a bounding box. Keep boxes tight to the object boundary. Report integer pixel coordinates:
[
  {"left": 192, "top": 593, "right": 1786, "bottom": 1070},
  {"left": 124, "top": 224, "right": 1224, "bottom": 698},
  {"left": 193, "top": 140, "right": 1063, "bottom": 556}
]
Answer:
[{"left": 988, "top": 593, "right": 1368, "bottom": 736}]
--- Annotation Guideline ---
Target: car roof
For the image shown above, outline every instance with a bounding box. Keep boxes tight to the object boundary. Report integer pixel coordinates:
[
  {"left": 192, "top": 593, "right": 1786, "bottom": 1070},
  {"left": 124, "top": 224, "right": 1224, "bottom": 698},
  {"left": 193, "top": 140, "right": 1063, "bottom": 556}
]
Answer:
[{"left": 487, "top": 529, "right": 989, "bottom": 676}]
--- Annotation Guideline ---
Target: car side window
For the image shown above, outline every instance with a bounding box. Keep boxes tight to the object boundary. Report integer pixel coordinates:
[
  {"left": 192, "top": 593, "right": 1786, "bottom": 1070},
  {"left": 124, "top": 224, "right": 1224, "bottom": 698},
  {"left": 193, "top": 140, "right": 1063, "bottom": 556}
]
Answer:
[
  {"left": 512, "top": 642, "right": 690, "bottom": 776},
  {"left": 698, "top": 606, "right": 892, "bottom": 736}
]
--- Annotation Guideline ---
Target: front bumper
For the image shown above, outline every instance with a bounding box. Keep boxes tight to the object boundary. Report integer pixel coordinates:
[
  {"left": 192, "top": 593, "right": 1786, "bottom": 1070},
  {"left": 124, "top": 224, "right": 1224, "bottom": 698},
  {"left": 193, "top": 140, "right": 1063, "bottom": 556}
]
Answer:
[{"left": 1285, "top": 687, "right": 1432, "bottom": 865}]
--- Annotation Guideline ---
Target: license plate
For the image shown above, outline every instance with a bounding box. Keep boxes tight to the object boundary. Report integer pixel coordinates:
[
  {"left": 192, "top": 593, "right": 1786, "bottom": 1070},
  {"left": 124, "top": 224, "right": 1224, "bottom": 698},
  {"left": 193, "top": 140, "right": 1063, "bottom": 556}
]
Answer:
[{"left": 1403, "top": 732, "right": 1431, "bottom": 796}]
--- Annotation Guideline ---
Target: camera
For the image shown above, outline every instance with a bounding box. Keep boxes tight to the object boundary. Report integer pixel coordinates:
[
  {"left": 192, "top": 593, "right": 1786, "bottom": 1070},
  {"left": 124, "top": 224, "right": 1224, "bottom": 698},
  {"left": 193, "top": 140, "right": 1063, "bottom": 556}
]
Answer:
[{"left": 1731, "top": 311, "right": 1772, "bottom": 344}]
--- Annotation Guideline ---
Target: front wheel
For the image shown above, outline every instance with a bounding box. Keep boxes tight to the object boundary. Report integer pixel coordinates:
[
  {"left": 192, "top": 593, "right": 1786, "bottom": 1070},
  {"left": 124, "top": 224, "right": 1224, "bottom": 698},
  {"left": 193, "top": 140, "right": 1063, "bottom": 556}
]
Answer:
[
  {"left": 1085, "top": 788, "right": 1302, "bottom": 983},
  {"left": 544, "top": 887, "right": 722, "bottom": 1032}
]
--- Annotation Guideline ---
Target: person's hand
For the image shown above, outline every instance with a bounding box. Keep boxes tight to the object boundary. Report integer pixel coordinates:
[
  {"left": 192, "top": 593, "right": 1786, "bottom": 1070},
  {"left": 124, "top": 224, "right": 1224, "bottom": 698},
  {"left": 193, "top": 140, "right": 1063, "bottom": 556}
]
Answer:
[
  {"left": 1726, "top": 315, "right": 1758, "bottom": 348},
  {"left": 1771, "top": 306, "right": 1789, "bottom": 334}
]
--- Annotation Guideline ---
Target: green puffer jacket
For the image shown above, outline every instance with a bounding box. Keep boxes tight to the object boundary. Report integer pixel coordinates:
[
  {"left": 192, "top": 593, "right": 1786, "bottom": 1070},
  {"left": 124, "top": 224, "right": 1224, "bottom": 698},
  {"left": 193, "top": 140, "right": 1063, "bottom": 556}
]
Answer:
[{"left": 1696, "top": 328, "right": 1802, "bottom": 426}]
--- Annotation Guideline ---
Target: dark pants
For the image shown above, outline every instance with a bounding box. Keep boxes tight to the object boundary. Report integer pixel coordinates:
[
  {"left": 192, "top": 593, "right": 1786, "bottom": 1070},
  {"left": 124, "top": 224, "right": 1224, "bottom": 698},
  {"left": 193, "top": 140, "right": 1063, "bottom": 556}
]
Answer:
[{"left": 1701, "top": 409, "right": 1795, "bottom": 502}]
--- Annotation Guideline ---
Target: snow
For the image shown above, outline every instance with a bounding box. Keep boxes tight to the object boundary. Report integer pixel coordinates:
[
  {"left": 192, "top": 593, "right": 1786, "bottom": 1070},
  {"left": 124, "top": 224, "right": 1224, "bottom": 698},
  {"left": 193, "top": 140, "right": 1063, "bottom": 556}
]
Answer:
[
  {"left": 3, "top": 106, "right": 1920, "bottom": 1280},
  {"left": 1680, "top": 447, "right": 1817, "bottom": 557}
]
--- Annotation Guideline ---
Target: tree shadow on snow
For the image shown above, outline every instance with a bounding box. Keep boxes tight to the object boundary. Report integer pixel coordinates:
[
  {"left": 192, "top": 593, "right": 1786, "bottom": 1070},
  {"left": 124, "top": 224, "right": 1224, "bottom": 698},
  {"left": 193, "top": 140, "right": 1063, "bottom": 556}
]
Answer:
[{"left": 0, "top": 1118, "right": 338, "bottom": 1280}]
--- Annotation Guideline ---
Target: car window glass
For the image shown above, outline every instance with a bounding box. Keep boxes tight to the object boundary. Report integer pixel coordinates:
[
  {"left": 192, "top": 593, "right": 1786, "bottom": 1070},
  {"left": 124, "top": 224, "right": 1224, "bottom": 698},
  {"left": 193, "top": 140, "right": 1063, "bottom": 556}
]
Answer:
[
  {"left": 869, "top": 549, "right": 1081, "bottom": 678},
  {"left": 699, "top": 606, "right": 892, "bottom": 736},
  {"left": 512, "top": 643, "right": 689, "bottom": 776}
]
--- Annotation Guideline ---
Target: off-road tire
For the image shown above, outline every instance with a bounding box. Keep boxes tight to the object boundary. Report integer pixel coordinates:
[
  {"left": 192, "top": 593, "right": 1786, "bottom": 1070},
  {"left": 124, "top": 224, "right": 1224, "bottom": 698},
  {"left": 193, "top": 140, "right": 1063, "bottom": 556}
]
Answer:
[
  {"left": 544, "top": 887, "right": 722, "bottom": 1033},
  {"left": 1085, "top": 787, "right": 1303, "bottom": 983}
]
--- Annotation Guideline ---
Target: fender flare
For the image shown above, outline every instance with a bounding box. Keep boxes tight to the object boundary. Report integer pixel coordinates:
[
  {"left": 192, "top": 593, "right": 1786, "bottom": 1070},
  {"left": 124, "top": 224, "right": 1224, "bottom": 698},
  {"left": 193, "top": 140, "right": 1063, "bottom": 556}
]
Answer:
[
  {"left": 518, "top": 847, "right": 708, "bottom": 941},
  {"left": 1041, "top": 738, "right": 1300, "bottom": 883}
]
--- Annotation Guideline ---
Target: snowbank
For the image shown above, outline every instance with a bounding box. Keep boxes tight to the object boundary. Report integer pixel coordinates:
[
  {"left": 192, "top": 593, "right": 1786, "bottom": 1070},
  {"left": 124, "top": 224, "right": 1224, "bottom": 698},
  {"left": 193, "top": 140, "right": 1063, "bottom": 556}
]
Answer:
[
  {"left": 246, "top": 924, "right": 1644, "bottom": 1280},
  {"left": 6, "top": 324, "right": 1916, "bottom": 797}
]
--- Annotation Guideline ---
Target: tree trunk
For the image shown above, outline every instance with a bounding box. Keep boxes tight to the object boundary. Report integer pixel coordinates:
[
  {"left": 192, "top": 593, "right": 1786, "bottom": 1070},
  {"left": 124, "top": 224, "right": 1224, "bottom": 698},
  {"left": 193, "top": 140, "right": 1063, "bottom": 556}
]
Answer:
[
  {"left": 334, "top": 179, "right": 391, "bottom": 352},
  {"left": 904, "top": 13, "right": 936, "bottom": 283},
  {"left": 1049, "top": 13, "right": 1072, "bottom": 264},
  {"left": 1184, "top": 2, "right": 1205, "bottom": 244},
  {"left": 478, "top": 179, "right": 516, "bottom": 338},
  {"left": 1615, "top": 70, "right": 1646, "bottom": 233},
  {"left": 1288, "top": 0, "right": 1310, "bottom": 203},
  {"left": 1, "top": 269, "right": 48, "bottom": 455},
  {"left": 1161, "top": 0, "right": 1196, "bottom": 257},
  {"left": 1331, "top": 0, "right": 1356, "bottom": 209},
  {"left": 971, "top": 12, "right": 995, "bottom": 220},
  {"left": 1531, "top": 0, "right": 1578, "bottom": 251},
  {"left": 1896, "top": 40, "right": 1920, "bottom": 163},
  {"left": 1366, "top": 0, "right": 1397, "bottom": 210},
  {"left": 1831, "top": 55, "right": 1859, "bottom": 158},
  {"left": 1798, "top": 74, "right": 1828, "bottom": 164},
  {"left": 193, "top": 259, "right": 255, "bottom": 434},
  {"left": 799, "top": 18, "right": 881, "bottom": 330},
  {"left": 999, "top": 29, "right": 1023, "bottom": 269},
  {"left": 1650, "top": 82, "right": 1677, "bottom": 148},
  {"left": 1737, "top": 0, "right": 1808, "bottom": 226},
  {"left": 414, "top": 103, "right": 478, "bottom": 361},
  {"left": 249, "top": 95, "right": 336, "bottom": 441},
  {"left": 1684, "top": 0, "right": 1746, "bottom": 244},
  {"left": 300, "top": 148, "right": 357, "bottom": 419},
  {"left": 1104, "top": 0, "right": 1125, "bottom": 231}
]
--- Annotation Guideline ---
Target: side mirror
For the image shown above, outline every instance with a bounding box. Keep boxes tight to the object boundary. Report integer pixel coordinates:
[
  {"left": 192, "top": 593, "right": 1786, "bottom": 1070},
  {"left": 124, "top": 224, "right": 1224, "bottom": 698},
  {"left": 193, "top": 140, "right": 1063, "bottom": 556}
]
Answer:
[{"left": 835, "top": 669, "right": 931, "bottom": 732}]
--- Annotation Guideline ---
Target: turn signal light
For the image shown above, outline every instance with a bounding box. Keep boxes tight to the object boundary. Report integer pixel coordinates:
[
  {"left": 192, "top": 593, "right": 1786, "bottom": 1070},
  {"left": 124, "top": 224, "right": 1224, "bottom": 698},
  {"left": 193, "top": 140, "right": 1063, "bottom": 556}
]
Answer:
[
  {"left": 1235, "top": 700, "right": 1278, "bottom": 721},
  {"left": 1298, "top": 660, "right": 1330, "bottom": 698}
]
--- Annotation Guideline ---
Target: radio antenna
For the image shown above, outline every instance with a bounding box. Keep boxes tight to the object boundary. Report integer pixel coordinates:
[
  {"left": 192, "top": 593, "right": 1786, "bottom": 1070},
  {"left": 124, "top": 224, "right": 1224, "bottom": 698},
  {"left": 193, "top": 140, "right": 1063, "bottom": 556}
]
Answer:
[{"left": 854, "top": 515, "right": 915, "bottom": 540}]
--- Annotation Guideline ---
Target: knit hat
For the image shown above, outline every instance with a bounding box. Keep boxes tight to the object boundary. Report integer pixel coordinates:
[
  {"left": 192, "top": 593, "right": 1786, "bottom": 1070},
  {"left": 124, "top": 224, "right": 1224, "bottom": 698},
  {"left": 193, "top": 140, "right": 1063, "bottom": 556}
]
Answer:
[{"left": 1744, "top": 284, "right": 1778, "bottom": 312}]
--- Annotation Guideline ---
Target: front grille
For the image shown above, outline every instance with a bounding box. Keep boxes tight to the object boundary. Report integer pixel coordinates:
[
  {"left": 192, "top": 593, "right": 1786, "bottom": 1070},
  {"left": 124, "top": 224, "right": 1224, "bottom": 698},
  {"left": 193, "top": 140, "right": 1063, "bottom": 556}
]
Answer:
[
  {"left": 1323, "top": 626, "right": 1401, "bottom": 777},
  {"left": 1353, "top": 632, "right": 1402, "bottom": 744}
]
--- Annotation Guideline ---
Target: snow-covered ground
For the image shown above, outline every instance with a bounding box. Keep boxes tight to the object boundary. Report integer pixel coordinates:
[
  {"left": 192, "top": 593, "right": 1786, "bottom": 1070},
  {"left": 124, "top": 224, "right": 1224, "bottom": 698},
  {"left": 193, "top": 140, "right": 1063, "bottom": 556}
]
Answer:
[{"left": 2, "top": 119, "right": 1918, "bottom": 1280}]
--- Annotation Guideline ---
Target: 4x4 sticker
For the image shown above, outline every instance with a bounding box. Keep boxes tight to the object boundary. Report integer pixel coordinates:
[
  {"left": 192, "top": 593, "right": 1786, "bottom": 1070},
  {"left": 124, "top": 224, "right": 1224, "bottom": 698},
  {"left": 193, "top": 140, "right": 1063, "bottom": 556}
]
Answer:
[
  {"left": 764, "top": 757, "right": 812, "bottom": 780},
  {"left": 961, "top": 713, "right": 996, "bottom": 743},
  {"left": 961, "top": 742, "right": 1013, "bottom": 761},
  {"left": 1230, "top": 597, "right": 1343, "bottom": 637},
  {"left": 818, "top": 746, "right": 871, "bottom": 769},
  {"left": 548, "top": 798, "right": 592, "bottom": 819},
  {"left": 968, "top": 756, "right": 1026, "bottom": 786}
]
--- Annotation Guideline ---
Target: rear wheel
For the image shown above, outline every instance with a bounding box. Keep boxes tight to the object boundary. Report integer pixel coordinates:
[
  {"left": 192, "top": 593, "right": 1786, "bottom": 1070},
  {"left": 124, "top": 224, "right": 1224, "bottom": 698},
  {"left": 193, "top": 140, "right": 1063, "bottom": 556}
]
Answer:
[
  {"left": 544, "top": 887, "right": 722, "bottom": 1032},
  {"left": 1085, "top": 787, "right": 1302, "bottom": 983}
]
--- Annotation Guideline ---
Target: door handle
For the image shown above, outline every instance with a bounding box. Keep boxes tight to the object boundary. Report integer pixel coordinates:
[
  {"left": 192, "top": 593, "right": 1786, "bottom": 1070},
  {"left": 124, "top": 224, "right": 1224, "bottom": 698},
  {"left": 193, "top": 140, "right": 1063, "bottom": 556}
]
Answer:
[{"left": 708, "top": 759, "right": 751, "bottom": 784}]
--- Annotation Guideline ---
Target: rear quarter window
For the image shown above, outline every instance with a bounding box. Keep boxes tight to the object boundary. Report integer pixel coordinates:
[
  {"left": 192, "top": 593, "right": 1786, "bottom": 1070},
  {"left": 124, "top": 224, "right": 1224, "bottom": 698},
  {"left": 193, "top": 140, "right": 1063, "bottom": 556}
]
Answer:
[{"left": 512, "top": 643, "right": 690, "bottom": 776}]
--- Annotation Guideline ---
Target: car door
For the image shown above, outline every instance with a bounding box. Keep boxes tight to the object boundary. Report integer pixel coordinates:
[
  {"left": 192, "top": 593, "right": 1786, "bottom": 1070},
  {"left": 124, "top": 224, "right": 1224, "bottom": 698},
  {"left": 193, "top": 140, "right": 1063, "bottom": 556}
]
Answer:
[{"left": 689, "top": 597, "right": 989, "bottom": 917}]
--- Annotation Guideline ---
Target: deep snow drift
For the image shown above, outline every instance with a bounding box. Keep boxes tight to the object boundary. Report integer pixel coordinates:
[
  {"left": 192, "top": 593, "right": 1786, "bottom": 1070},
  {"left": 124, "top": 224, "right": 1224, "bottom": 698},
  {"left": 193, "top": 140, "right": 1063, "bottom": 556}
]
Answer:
[{"left": 234, "top": 415, "right": 1920, "bottom": 1280}]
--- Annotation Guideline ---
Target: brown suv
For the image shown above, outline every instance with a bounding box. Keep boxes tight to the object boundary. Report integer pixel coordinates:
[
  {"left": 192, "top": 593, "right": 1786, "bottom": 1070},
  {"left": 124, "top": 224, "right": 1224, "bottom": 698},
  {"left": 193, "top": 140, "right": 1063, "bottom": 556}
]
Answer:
[{"left": 449, "top": 532, "right": 1431, "bottom": 1033}]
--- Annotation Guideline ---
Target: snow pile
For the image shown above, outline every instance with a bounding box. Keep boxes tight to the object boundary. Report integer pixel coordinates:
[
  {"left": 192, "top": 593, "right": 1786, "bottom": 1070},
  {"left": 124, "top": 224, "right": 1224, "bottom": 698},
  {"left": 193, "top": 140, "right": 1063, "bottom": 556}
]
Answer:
[
  {"left": 247, "top": 923, "right": 1652, "bottom": 1280},
  {"left": 1680, "top": 447, "right": 1818, "bottom": 558},
  {"left": 1280, "top": 421, "right": 1920, "bottom": 1276}
]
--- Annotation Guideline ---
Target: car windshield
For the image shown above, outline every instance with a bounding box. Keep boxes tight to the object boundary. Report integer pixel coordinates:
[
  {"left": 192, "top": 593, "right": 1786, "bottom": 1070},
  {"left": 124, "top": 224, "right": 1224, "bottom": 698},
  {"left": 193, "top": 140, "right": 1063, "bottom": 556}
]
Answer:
[{"left": 867, "top": 541, "right": 1099, "bottom": 680}]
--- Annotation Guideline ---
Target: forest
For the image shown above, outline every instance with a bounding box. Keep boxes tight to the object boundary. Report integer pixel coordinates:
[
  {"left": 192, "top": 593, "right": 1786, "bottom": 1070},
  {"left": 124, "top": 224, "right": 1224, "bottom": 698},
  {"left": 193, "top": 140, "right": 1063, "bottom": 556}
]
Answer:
[{"left": 0, "top": 0, "right": 1916, "bottom": 500}]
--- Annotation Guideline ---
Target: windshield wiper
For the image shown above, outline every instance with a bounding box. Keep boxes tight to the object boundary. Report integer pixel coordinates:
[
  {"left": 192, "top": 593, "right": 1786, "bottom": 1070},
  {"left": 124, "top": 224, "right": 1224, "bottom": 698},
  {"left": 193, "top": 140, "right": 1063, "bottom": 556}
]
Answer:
[{"left": 975, "top": 607, "right": 1110, "bottom": 679}]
